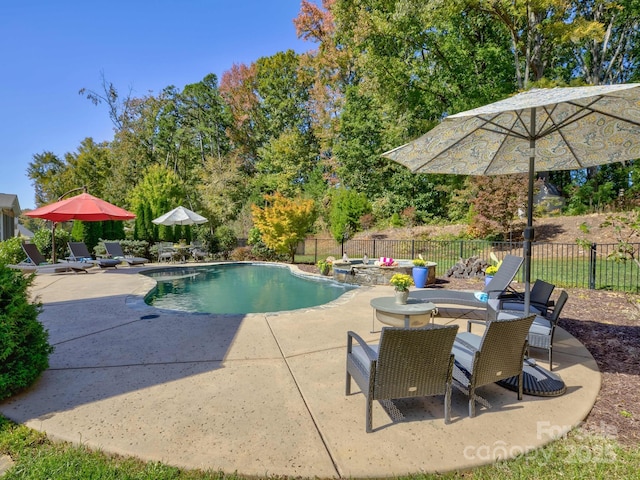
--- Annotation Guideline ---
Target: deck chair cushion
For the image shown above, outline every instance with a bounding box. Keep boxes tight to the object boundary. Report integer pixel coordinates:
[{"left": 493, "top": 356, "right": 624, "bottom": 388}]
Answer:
[{"left": 497, "top": 312, "right": 552, "bottom": 336}]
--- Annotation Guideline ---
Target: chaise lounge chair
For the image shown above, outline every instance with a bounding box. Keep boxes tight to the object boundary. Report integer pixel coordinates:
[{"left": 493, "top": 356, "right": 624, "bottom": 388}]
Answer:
[
  {"left": 68, "top": 242, "right": 122, "bottom": 269},
  {"left": 487, "top": 278, "right": 555, "bottom": 320},
  {"left": 411, "top": 255, "right": 524, "bottom": 318},
  {"left": 346, "top": 324, "right": 459, "bottom": 432},
  {"left": 10, "top": 242, "right": 94, "bottom": 274},
  {"left": 103, "top": 242, "right": 149, "bottom": 266}
]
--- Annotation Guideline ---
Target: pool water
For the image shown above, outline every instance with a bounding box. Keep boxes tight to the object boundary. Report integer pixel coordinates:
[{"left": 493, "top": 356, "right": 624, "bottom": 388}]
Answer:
[{"left": 144, "top": 263, "right": 356, "bottom": 314}]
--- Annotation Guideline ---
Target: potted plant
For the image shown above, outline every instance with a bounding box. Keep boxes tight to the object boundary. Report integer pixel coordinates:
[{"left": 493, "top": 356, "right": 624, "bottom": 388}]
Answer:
[
  {"left": 412, "top": 257, "right": 428, "bottom": 288},
  {"left": 389, "top": 273, "right": 414, "bottom": 304},
  {"left": 484, "top": 265, "right": 498, "bottom": 285},
  {"left": 317, "top": 259, "right": 332, "bottom": 276},
  {"left": 484, "top": 253, "right": 502, "bottom": 285}
]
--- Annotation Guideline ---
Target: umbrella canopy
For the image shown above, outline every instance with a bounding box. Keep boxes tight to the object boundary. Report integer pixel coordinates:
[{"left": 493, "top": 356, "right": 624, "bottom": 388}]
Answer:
[
  {"left": 25, "top": 192, "right": 136, "bottom": 262},
  {"left": 383, "top": 83, "right": 640, "bottom": 312},
  {"left": 26, "top": 192, "right": 136, "bottom": 222},
  {"left": 152, "top": 206, "right": 208, "bottom": 226}
]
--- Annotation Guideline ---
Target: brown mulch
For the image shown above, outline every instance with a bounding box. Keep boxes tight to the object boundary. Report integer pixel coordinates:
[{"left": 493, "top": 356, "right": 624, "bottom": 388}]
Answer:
[{"left": 297, "top": 264, "right": 640, "bottom": 447}]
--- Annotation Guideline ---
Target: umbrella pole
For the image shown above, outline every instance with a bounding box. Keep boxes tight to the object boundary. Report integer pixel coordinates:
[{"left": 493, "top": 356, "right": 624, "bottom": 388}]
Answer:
[
  {"left": 51, "top": 222, "right": 57, "bottom": 263},
  {"left": 523, "top": 108, "right": 537, "bottom": 316}
]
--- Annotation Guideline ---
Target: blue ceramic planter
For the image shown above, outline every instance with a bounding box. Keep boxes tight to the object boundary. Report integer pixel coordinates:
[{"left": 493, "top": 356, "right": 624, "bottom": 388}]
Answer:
[{"left": 412, "top": 266, "right": 428, "bottom": 288}]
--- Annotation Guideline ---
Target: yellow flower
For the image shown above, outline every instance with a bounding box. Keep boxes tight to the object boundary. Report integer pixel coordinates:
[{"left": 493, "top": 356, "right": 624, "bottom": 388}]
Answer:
[
  {"left": 390, "top": 273, "right": 413, "bottom": 291},
  {"left": 485, "top": 265, "right": 498, "bottom": 276}
]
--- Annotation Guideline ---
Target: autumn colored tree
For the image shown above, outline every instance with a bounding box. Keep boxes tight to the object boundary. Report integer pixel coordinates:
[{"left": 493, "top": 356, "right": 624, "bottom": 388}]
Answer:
[
  {"left": 468, "top": 175, "right": 529, "bottom": 240},
  {"left": 251, "top": 192, "right": 316, "bottom": 262}
]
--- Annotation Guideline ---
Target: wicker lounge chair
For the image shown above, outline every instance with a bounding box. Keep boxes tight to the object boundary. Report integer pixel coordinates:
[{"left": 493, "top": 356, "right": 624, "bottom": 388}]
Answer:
[
  {"left": 103, "top": 242, "right": 149, "bottom": 266},
  {"left": 497, "top": 290, "right": 569, "bottom": 371},
  {"left": 13, "top": 242, "right": 93, "bottom": 274},
  {"left": 68, "top": 242, "right": 122, "bottom": 269},
  {"left": 411, "top": 255, "right": 524, "bottom": 317},
  {"left": 452, "top": 315, "right": 535, "bottom": 417},
  {"left": 346, "top": 324, "right": 458, "bottom": 432},
  {"left": 487, "top": 279, "right": 555, "bottom": 320}
]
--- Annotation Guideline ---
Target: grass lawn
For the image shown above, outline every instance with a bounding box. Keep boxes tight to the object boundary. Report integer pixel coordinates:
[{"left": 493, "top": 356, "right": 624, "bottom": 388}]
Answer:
[{"left": 1, "top": 415, "right": 639, "bottom": 479}]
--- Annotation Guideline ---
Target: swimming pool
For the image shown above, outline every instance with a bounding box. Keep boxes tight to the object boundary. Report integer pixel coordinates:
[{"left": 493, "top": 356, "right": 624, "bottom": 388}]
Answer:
[{"left": 143, "top": 263, "right": 356, "bottom": 314}]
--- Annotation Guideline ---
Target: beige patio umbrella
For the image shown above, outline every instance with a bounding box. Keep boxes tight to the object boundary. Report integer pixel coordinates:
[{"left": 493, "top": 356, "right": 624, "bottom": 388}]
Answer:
[
  {"left": 152, "top": 206, "right": 208, "bottom": 226},
  {"left": 383, "top": 84, "right": 640, "bottom": 313}
]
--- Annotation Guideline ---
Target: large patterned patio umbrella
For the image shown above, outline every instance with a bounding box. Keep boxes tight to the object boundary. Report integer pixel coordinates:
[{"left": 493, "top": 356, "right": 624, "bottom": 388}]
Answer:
[
  {"left": 25, "top": 192, "right": 136, "bottom": 262},
  {"left": 383, "top": 84, "right": 640, "bottom": 313}
]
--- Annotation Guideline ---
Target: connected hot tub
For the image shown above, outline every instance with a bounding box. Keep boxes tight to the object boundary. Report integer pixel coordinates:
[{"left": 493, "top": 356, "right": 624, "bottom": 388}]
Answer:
[{"left": 331, "top": 259, "right": 436, "bottom": 287}]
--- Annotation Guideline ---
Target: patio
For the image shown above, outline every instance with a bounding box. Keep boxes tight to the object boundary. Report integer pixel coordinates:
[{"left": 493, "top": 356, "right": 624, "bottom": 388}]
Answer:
[{"left": 0, "top": 265, "right": 599, "bottom": 478}]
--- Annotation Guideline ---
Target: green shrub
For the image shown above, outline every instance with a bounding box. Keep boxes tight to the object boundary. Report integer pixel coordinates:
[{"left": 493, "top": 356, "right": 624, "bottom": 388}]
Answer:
[
  {"left": 33, "top": 228, "right": 71, "bottom": 263},
  {"left": 0, "top": 237, "right": 26, "bottom": 266},
  {"left": 0, "top": 265, "right": 53, "bottom": 401},
  {"left": 212, "top": 226, "right": 237, "bottom": 258}
]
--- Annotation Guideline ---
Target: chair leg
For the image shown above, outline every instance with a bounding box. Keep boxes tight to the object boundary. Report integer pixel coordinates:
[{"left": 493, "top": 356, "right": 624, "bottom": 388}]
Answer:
[
  {"left": 469, "top": 387, "right": 476, "bottom": 418},
  {"left": 345, "top": 371, "right": 352, "bottom": 395},
  {"left": 366, "top": 396, "right": 373, "bottom": 433},
  {"left": 517, "top": 371, "right": 523, "bottom": 400},
  {"left": 444, "top": 383, "right": 452, "bottom": 424},
  {"left": 548, "top": 345, "right": 553, "bottom": 371}
]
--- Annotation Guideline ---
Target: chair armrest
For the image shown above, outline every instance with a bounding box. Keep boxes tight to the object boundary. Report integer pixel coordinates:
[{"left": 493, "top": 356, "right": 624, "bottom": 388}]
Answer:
[
  {"left": 347, "top": 331, "right": 378, "bottom": 362},
  {"left": 466, "top": 318, "right": 487, "bottom": 333}
]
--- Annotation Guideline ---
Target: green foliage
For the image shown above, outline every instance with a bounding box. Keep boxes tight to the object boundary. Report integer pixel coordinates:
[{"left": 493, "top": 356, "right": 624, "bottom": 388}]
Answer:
[
  {"left": 599, "top": 209, "right": 640, "bottom": 267},
  {"left": 329, "top": 188, "right": 371, "bottom": 242},
  {"left": 0, "top": 237, "right": 27, "bottom": 266},
  {"left": 71, "top": 220, "right": 124, "bottom": 254},
  {"left": 212, "top": 226, "right": 237, "bottom": 258},
  {"left": 0, "top": 265, "right": 52, "bottom": 400},
  {"left": 118, "top": 239, "right": 149, "bottom": 259},
  {"left": 129, "top": 165, "right": 185, "bottom": 243},
  {"left": 32, "top": 227, "right": 71, "bottom": 263}
]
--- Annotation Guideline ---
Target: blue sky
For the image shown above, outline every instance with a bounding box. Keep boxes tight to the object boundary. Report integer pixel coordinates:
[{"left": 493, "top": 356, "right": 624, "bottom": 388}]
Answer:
[{"left": 1, "top": 1, "right": 313, "bottom": 209}]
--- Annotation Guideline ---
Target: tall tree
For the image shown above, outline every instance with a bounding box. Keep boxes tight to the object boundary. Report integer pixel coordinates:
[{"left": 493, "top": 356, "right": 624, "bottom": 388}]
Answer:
[
  {"left": 27, "top": 152, "right": 68, "bottom": 206},
  {"left": 128, "top": 165, "right": 185, "bottom": 242},
  {"left": 573, "top": 0, "right": 640, "bottom": 85}
]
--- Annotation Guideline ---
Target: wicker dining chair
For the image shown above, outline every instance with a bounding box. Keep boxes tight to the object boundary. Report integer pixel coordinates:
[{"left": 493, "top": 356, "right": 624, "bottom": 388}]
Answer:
[
  {"left": 452, "top": 315, "right": 535, "bottom": 417},
  {"left": 497, "top": 290, "right": 569, "bottom": 371},
  {"left": 346, "top": 324, "right": 458, "bottom": 432}
]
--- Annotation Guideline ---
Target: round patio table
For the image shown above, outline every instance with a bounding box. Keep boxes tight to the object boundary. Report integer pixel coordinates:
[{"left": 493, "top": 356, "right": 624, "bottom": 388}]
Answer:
[{"left": 370, "top": 296, "right": 438, "bottom": 330}]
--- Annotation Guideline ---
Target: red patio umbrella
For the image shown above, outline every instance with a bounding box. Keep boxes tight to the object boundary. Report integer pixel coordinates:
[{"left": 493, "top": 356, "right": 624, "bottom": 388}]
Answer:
[{"left": 25, "top": 192, "right": 136, "bottom": 262}]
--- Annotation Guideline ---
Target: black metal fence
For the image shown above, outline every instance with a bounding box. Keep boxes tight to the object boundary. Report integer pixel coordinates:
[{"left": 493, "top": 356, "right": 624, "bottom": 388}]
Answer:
[{"left": 296, "top": 237, "right": 640, "bottom": 293}]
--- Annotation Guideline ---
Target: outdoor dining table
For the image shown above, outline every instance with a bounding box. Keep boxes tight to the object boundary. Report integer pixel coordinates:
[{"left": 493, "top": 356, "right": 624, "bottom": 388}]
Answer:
[{"left": 172, "top": 244, "right": 191, "bottom": 263}]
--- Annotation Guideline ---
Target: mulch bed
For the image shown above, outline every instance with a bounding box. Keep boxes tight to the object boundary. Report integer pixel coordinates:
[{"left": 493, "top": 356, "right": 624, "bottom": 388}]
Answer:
[{"left": 297, "top": 264, "right": 640, "bottom": 447}]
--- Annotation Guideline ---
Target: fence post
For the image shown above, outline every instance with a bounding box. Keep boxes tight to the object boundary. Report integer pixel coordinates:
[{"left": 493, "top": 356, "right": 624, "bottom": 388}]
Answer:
[
  {"left": 341, "top": 238, "right": 345, "bottom": 257},
  {"left": 314, "top": 239, "right": 318, "bottom": 265},
  {"left": 589, "top": 243, "right": 597, "bottom": 290},
  {"left": 411, "top": 240, "right": 415, "bottom": 259},
  {"left": 459, "top": 241, "right": 464, "bottom": 259},
  {"left": 373, "top": 239, "right": 376, "bottom": 258}
]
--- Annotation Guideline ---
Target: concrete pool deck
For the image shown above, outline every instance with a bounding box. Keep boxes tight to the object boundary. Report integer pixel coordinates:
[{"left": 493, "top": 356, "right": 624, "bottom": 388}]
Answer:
[{"left": 0, "top": 264, "right": 600, "bottom": 478}]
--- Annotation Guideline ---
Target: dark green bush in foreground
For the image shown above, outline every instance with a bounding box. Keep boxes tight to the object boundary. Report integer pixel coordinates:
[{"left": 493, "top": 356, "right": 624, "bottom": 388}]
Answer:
[{"left": 0, "top": 265, "right": 52, "bottom": 401}]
